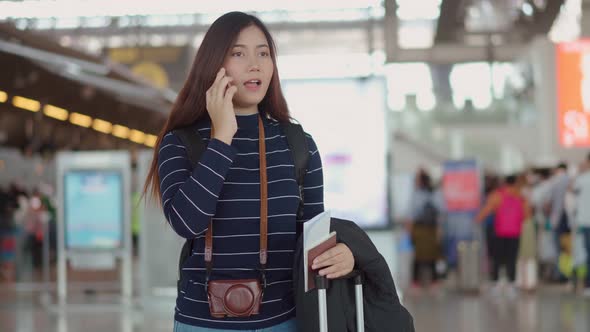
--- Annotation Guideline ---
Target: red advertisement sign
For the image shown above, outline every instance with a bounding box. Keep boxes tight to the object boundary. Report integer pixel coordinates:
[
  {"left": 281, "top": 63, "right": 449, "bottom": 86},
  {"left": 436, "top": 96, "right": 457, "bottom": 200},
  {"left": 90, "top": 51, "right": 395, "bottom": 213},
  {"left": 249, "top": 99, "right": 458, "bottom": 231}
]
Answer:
[
  {"left": 442, "top": 160, "right": 481, "bottom": 212},
  {"left": 556, "top": 40, "right": 590, "bottom": 147}
]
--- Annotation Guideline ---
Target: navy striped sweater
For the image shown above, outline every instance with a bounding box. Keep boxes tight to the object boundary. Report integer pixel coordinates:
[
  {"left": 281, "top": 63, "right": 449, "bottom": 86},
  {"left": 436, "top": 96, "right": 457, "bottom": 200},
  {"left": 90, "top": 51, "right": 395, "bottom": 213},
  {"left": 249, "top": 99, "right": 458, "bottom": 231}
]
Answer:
[{"left": 157, "top": 113, "right": 324, "bottom": 330}]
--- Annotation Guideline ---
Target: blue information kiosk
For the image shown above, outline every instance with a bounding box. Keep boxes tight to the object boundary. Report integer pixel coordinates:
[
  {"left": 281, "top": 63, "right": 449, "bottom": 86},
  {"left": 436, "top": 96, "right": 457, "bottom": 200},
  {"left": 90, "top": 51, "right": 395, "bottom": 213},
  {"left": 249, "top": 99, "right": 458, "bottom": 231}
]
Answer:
[{"left": 56, "top": 151, "right": 132, "bottom": 306}]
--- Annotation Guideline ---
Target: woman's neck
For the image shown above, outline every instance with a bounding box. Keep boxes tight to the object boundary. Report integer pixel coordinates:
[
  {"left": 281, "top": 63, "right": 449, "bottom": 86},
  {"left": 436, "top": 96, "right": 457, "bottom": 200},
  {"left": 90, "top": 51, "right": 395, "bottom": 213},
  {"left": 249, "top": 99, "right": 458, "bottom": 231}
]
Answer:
[{"left": 234, "top": 105, "right": 258, "bottom": 116}]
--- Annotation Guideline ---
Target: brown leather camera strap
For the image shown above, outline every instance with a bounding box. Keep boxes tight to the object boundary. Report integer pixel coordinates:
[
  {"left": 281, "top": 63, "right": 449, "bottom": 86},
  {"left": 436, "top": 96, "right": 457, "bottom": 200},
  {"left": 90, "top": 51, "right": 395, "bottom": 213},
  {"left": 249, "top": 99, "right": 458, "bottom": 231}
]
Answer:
[
  {"left": 205, "top": 116, "right": 268, "bottom": 273},
  {"left": 258, "top": 116, "right": 268, "bottom": 267}
]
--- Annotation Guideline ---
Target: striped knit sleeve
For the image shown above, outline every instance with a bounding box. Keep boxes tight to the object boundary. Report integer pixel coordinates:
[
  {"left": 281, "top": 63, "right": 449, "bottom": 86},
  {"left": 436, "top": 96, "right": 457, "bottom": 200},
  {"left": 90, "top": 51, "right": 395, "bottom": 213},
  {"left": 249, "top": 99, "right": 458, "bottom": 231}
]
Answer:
[
  {"left": 157, "top": 132, "right": 236, "bottom": 238},
  {"left": 299, "top": 134, "right": 324, "bottom": 223}
]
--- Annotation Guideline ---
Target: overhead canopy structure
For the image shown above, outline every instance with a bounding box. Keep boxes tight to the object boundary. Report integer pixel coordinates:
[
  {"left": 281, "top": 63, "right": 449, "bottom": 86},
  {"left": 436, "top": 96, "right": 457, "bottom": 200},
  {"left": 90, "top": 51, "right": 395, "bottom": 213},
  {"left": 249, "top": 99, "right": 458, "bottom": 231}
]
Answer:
[
  {"left": 434, "top": 0, "right": 566, "bottom": 44},
  {"left": 0, "top": 22, "right": 175, "bottom": 153}
]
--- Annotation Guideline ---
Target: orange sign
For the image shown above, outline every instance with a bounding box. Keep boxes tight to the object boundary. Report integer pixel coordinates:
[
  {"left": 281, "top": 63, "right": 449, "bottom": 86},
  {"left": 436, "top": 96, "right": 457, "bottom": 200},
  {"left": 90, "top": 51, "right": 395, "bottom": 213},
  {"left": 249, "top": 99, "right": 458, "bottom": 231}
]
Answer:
[{"left": 556, "top": 40, "right": 590, "bottom": 147}]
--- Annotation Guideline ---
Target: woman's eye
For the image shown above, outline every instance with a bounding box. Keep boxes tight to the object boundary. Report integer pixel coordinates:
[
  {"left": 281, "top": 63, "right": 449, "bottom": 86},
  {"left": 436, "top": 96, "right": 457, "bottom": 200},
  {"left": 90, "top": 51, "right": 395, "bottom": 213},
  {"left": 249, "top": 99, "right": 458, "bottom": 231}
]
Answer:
[
  {"left": 260, "top": 51, "right": 270, "bottom": 57},
  {"left": 232, "top": 52, "right": 243, "bottom": 57}
]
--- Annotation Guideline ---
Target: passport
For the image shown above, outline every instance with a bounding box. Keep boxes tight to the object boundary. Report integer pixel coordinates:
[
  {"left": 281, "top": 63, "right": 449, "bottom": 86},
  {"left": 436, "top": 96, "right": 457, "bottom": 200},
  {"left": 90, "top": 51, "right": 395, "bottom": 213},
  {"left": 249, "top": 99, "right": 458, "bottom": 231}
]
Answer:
[{"left": 306, "top": 231, "right": 337, "bottom": 292}]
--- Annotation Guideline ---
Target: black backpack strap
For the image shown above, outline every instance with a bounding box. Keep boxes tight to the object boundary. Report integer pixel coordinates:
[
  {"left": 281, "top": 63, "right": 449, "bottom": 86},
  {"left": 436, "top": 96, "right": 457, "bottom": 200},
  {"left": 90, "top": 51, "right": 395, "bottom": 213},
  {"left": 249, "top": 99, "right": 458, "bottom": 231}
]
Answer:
[
  {"left": 281, "top": 122, "right": 309, "bottom": 220},
  {"left": 172, "top": 124, "right": 206, "bottom": 281},
  {"left": 173, "top": 125, "right": 206, "bottom": 169}
]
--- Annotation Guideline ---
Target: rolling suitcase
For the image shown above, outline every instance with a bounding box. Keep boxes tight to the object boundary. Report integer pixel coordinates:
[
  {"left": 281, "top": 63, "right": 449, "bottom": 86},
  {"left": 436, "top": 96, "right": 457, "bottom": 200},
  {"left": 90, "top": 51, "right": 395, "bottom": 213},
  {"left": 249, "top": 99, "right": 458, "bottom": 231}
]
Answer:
[
  {"left": 315, "top": 270, "right": 364, "bottom": 332},
  {"left": 457, "top": 240, "right": 481, "bottom": 293},
  {"left": 516, "top": 220, "right": 538, "bottom": 291},
  {"left": 516, "top": 259, "right": 538, "bottom": 291}
]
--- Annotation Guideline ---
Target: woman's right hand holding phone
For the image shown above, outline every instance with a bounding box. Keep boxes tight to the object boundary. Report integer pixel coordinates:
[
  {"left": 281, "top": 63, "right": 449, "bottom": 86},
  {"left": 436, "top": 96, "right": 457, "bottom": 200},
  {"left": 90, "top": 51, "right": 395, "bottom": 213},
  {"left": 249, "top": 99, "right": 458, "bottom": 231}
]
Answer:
[{"left": 206, "top": 68, "right": 238, "bottom": 145}]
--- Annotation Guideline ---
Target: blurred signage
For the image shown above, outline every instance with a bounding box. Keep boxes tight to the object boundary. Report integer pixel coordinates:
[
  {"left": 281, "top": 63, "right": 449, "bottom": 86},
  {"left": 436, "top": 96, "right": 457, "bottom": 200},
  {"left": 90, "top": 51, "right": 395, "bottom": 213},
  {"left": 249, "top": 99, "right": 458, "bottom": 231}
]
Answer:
[
  {"left": 64, "top": 170, "right": 123, "bottom": 250},
  {"left": 106, "top": 46, "right": 191, "bottom": 91},
  {"left": 442, "top": 160, "right": 481, "bottom": 213},
  {"left": 556, "top": 40, "right": 590, "bottom": 148}
]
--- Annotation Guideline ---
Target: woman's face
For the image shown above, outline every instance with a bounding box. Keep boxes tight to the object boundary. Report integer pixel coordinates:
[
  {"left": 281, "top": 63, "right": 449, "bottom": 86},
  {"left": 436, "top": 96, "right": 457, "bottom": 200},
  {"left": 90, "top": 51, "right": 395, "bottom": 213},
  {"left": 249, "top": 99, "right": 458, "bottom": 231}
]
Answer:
[{"left": 223, "top": 25, "right": 274, "bottom": 109}]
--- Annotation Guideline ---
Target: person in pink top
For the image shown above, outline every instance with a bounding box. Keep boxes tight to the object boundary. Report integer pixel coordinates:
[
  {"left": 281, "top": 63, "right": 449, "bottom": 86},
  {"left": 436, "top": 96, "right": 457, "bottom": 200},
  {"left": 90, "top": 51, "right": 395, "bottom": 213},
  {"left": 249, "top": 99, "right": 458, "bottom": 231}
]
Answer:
[{"left": 476, "top": 175, "right": 531, "bottom": 297}]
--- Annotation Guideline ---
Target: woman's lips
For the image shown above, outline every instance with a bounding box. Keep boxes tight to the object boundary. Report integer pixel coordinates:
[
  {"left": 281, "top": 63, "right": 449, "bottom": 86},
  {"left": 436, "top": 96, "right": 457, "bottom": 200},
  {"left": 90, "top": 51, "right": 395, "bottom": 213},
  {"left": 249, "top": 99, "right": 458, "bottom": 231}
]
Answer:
[{"left": 243, "top": 80, "right": 262, "bottom": 92}]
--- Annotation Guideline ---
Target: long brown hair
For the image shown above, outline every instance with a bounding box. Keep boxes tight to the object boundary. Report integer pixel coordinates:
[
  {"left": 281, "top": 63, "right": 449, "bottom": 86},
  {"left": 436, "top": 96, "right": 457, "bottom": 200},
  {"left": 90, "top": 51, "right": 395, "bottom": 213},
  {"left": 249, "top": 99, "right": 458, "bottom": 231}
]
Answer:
[{"left": 143, "top": 12, "right": 291, "bottom": 204}]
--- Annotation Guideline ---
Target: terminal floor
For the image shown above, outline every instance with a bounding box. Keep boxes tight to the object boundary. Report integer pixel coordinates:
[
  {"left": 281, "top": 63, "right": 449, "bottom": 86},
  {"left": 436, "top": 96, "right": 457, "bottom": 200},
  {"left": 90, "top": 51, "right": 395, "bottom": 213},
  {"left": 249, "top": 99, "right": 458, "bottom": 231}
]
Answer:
[{"left": 1, "top": 285, "right": 589, "bottom": 332}]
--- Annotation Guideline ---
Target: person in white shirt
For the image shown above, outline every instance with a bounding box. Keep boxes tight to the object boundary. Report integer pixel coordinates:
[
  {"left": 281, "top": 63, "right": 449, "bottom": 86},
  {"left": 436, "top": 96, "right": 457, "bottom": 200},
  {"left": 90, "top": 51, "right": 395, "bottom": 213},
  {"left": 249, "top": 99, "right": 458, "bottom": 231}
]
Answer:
[
  {"left": 573, "top": 154, "right": 590, "bottom": 294},
  {"left": 549, "top": 163, "right": 571, "bottom": 230},
  {"left": 546, "top": 163, "right": 573, "bottom": 282},
  {"left": 530, "top": 169, "right": 553, "bottom": 228}
]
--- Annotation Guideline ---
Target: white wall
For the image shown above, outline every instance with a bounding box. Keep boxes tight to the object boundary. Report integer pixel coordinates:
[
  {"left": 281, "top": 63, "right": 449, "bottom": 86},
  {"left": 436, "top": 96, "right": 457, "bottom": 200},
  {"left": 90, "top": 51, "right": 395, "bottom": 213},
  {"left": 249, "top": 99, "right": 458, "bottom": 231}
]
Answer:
[{"left": 582, "top": 1, "right": 590, "bottom": 38}]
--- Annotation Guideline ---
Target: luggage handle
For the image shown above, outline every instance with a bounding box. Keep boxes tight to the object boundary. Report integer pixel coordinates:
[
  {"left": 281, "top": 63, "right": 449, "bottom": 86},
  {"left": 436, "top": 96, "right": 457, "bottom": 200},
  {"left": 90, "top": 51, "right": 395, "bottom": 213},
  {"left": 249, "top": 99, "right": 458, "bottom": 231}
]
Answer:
[{"left": 315, "top": 270, "right": 364, "bottom": 332}]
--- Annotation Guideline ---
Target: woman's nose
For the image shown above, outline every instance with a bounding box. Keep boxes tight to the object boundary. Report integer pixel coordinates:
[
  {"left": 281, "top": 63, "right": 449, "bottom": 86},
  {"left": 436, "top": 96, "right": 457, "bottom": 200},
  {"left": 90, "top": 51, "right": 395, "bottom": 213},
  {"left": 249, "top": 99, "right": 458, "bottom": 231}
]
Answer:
[{"left": 248, "top": 58, "right": 260, "bottom": 72}]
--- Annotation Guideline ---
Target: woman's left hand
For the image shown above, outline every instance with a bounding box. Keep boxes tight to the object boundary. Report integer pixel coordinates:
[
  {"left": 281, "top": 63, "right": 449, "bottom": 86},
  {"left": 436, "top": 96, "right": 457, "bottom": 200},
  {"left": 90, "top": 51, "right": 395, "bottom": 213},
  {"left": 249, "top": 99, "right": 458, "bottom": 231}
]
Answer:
[{"left": 311, "top": 243, "right": 355, "bottom": 279}]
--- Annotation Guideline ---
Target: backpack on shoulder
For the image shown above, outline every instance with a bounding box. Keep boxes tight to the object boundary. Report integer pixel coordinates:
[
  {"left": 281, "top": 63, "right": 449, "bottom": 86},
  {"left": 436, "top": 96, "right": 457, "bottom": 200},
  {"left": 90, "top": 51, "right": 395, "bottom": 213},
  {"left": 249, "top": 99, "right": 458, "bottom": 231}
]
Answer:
[{"left": 415, "top": 197, "right": 439, "bottom": 226}]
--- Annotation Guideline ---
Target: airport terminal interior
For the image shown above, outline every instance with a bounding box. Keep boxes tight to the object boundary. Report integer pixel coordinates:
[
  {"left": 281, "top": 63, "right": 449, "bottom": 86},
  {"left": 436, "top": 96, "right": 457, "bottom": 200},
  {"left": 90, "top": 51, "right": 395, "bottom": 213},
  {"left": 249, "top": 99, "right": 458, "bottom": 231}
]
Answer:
[{"left": 1, "top": 0, "right": 590, "bottom": 331}]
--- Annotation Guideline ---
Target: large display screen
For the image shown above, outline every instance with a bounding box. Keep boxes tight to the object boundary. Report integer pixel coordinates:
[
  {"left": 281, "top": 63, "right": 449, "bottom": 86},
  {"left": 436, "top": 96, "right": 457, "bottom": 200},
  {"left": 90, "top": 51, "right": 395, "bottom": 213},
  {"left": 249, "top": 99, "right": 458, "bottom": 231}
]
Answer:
[
  {"left": 64, "top": 170, "right": 124, "bottom": 250},
  {"left": 282, "top": 78, "right": 389, "bottom": 229},
  {"left": 556, "top": 39, "right": 590, "bottom": 148}
]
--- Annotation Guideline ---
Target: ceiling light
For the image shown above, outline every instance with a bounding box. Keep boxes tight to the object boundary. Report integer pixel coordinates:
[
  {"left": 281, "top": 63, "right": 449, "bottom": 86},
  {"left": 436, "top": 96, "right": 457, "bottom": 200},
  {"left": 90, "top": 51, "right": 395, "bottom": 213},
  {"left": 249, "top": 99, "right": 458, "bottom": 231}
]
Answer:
[
  {"left": 92, "top": 118, "right": 113, "bottom": 134},
  {"left": 43, "top": 104, "right": 69, "bottom": 121},
  {"left": 144, "top": 134, "right": 157, "bottom": 148},
  {"left": 69, "top": 112, "right": 93, "bottom": 127},
  {"left": 522, "top": 2, "right": 534, "bottom": 17},
  {"left": 13, "top": 96, "right": 40, "bottom": 112},
  {"left": 0, "top": 90, "right": 7, "bottom": 103},
  {"left": 129, "top": 129, "right": 146, "bottom": 144},
  {"left": 112, "top": 124, "right": 130, "bottom": 139}
]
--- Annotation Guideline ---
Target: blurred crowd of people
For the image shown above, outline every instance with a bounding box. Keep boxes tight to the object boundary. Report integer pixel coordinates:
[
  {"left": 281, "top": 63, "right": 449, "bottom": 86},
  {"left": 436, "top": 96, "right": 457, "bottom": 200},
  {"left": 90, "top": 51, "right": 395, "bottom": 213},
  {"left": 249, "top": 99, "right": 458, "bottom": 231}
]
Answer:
[
  {"left": 480, "top": 153, "right": 590, "bottom": 296},
  {"left": 405, "top": 152, "right": 590, "bottom": 297},
  {"left": 0, "top": 182, "right": 56, "bottom": 282}
]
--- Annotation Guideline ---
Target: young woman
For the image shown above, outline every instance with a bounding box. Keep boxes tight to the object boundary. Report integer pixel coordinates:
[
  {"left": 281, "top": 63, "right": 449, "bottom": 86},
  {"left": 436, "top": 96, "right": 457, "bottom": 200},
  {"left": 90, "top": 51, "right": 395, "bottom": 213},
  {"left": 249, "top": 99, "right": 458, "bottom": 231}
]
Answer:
[
  {"left": 143, "top": 12, "right": 354, "bottom": 332},
  {"left": 476, "top": 175, "right": 531, "bottom": 297}
]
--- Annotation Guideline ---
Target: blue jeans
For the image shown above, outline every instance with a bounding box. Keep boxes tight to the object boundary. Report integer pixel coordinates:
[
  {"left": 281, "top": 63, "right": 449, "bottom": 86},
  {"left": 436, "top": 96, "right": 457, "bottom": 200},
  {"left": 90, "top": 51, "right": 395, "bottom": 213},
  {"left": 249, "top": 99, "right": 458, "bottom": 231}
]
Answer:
[{"left": 173, "top": 319, "right": 297, "bottom": 332}]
